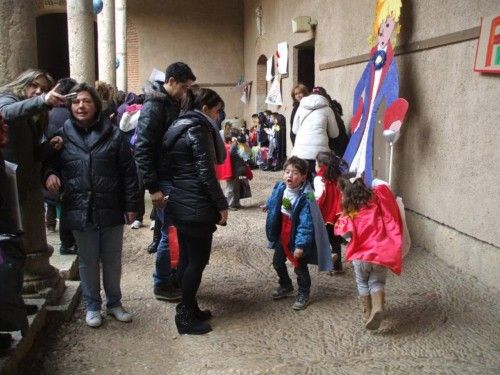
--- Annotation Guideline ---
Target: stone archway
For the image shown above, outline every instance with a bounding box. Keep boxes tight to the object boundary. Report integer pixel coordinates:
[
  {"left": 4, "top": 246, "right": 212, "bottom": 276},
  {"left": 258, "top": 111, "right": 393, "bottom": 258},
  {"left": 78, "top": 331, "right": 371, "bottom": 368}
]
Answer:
[{"left": 256, "top": 54, "right": 267, "bottom": 113}]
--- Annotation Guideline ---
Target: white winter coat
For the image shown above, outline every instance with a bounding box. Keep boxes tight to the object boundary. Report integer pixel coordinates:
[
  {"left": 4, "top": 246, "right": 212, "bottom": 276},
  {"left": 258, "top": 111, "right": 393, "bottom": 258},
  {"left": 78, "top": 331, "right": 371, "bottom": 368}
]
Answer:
[{"left": 291, "top": 94, "right": 338, "bottom": 160}]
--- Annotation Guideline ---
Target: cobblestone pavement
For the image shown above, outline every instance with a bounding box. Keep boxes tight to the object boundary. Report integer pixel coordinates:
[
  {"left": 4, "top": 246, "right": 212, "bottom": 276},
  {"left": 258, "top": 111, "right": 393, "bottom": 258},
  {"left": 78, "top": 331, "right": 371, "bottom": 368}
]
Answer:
[{"left": 36, "top": 170, "right": 499, "bottom": 374}]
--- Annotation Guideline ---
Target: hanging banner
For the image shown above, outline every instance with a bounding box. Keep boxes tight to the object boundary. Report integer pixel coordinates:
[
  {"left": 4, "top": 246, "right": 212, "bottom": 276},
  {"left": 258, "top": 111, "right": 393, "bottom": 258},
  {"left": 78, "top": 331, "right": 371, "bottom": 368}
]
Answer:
[
  {"left": 277, "top": 42, "right": 288, "bottom": 74},
  {"left": 266, "top": 56, "right": 274, "bottom": 81},
  {"left": 265, "top": 74, "right": 282, "bottom": 106}
]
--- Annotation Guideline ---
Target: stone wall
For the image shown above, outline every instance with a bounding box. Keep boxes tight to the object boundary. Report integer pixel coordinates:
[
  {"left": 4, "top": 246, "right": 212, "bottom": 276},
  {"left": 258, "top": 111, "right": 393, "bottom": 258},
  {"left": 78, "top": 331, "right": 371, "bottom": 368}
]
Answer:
[
  {"left": 242, "top": 0, "right": 500, "bottom": 290},
  {"left": 126, "top": 0, "right": 244, "bottom": 117},
  {"left": 0, "top": 0, "right": 38, "bottom": 85}
]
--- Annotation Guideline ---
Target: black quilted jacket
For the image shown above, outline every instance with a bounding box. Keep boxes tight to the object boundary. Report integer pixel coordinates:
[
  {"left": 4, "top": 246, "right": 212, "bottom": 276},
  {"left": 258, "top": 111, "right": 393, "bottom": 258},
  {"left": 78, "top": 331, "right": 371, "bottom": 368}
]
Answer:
[
  {"left": 43, "top": 117, "right": 139, "bottom": 231},
  {"left": 134, "top": 82, "right": 180, "bottom": 194},
  {"left": 162, "top": 111, "right": 228, "bottom": 225}
]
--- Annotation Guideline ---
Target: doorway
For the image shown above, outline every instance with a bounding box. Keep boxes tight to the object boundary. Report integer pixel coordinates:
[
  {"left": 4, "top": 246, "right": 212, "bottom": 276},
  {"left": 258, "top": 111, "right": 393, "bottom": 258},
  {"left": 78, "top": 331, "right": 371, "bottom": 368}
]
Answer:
[
  {"left": 295, "top": 39, "right": 315, "bottom": 91},
  {"left": 37, "top": 14, "right": 99, "bottom": 82},
  {"left": 36, "top": 13, "right": 69, "bottom": 81}
]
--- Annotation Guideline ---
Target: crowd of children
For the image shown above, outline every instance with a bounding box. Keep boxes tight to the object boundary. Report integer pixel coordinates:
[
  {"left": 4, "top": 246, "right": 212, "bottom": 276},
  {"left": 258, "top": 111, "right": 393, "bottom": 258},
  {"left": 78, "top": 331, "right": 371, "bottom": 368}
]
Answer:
[
  {"left": 263, "top": 150, "right": 404, "bottom": 331},
  {"left": 216, "top": 110, "right": 288, "bottom": 211},
  {"left": 214, "top": 110, "right": 403, "bottom": 330}
]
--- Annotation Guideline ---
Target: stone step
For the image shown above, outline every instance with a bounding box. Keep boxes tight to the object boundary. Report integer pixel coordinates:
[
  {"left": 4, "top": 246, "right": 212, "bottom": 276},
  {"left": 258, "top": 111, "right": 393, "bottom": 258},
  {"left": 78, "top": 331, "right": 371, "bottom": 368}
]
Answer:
[
  {"left": 50, "top": 252, "right": 79, "bottom": 281},
  {"left": 46, "top": 281, "right": 81, "bottom": 322},
  {"left": 0, "top": 299, "right": 47, "bottom": 375}
]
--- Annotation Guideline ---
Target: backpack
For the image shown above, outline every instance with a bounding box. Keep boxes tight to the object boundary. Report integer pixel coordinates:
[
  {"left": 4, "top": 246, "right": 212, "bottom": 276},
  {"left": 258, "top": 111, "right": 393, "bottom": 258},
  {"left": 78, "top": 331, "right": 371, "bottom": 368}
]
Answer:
[{"left": 329, "top": 100, "right": 349, "bottom": 157}]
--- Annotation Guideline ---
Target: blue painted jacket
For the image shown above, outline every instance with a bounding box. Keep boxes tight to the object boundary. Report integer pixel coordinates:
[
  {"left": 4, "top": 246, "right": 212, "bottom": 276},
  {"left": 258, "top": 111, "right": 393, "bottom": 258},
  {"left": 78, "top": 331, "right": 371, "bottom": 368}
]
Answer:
[{"left": 265, "top": 181, "right": 333, "bottom": 271}]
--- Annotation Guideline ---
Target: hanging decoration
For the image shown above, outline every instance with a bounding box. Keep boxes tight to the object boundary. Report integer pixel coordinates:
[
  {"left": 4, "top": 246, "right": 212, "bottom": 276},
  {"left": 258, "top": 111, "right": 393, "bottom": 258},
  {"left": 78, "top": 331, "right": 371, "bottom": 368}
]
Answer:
[
  {"left": 93, "top": 0, "right": 103, "bottom": 15},
  {"left": 115, "top": 57, "right": 120, "bottom": 69},
  {"left": 233, "top": 78, "right": 252, "bottom": 105},
  {"left": 265, "top": 74, "right": 283, "bottom": 106},
  {"left": 277, "top": 42, "right": 288, "bottom": 74},
  {"left": 266, "top": 56, "right": 273, "bottom": 81}
]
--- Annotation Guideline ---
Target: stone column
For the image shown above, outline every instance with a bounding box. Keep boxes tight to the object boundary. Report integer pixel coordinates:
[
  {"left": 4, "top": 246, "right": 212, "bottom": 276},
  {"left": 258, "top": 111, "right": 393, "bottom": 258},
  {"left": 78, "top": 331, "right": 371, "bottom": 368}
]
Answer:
[
  {"left": 97, "top": 0, "right": 116, "bottom": 86},
  {"left": 0, "top": 1, "right": 64, "bottom": 300},
  {"left": 0, "top": 1, "right": 38, "bottom": 84},
  {"left": 67, "top": 0, "right": 96, "bottom": 84},
  {"left": 115, "top": 0, "right": 127, "bottom": 91}
]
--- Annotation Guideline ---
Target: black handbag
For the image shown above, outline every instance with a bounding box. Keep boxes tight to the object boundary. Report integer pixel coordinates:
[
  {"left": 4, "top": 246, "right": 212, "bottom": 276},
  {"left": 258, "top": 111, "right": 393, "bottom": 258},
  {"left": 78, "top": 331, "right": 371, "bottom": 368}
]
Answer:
[
  {"left": 239, "top": 177, "right": 252, "bottom": 199},
  {"left": 0, "top": 234, "right": 28, "bottom": 335}
]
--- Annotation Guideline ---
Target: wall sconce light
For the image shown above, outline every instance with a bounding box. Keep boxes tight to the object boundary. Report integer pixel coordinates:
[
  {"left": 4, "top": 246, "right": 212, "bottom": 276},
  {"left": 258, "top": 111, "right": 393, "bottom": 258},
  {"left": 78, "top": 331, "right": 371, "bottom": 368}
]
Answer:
[{"left": 291, "top": 16, "right": 317, "bottom": 33}]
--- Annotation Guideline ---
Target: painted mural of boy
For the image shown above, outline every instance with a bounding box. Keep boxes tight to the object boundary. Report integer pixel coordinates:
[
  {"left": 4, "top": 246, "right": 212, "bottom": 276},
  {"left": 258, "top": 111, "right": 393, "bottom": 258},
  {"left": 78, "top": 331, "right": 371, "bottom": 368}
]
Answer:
[{"left": 343, "top": 0, "right": 408, "bottom": 187}]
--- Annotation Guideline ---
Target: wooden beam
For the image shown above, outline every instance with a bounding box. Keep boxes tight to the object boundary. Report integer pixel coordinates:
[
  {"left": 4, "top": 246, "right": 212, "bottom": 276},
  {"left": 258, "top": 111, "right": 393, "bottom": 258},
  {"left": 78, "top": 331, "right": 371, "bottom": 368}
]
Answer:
[
  {"left": 319, "top": 27, "right": 481, "bottom": 71},
  {"left": 198, "top": 83, "right": 238, "bottom": 87}
]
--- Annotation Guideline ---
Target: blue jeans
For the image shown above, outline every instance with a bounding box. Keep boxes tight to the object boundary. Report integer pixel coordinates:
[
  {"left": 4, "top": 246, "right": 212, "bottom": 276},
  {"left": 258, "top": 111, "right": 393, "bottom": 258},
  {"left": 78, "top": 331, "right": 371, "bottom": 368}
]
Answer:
[
  {"left": 153, "top": 181, "right": 173, "bottom": 288},
  {"left": 72, "top": 225, "right": 124, "bottom": 311}
]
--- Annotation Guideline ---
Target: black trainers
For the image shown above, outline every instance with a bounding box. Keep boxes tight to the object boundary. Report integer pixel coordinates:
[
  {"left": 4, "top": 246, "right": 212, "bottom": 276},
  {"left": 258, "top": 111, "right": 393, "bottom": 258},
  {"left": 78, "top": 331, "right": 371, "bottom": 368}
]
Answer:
[
  {"left": 154, "top": 285, "right": 182, "bottom": 301},
  {"left": 147, "top": 240, "right": 158, "bottom": 254},
  {"left": 292, "top": 292, "right": 310, "bottom": 310},
  {"left": 271, "top": 285, "right": 294, "bottom": 300},
  {"left": 60, "top": 244, "right": 78, "bottom": 255}
]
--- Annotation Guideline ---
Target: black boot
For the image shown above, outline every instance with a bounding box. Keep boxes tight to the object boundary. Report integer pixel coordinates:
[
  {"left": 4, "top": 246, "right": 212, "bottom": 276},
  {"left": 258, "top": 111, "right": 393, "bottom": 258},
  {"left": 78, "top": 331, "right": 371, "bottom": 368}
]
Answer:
[
  {"left": 194, "top": 300, "right": 212, "bottom": 322},
  {"left": 0, "top": 333, "right": 12, "bottom": 350},
  {"left": 175, "top": 303, "right": 212, "bottom": 335},
  {"left": 176, "top": 303, "right": 210, "bottom": 323},
  {"left": 147, "top": 219, "right": 161, "bottom": 254}
]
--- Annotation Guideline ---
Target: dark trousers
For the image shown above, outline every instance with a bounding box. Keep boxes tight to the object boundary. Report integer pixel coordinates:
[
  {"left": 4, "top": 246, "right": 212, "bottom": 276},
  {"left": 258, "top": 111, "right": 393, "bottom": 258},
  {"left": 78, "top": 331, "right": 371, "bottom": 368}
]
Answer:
[
  {"left": 46, "top": 204, "right": 57, "bottom": 228},
  {"left": 60, "top": 225, "right": 76, "bottom": 247},
  {"left": 306, "top": 159, "right": 316, "bottom": 184},
  {"left": 326, "top": 224, "right": 343, "bottom": 271},
  {"left": 176, "top": 229, "right": 213, "bottom": 307},
  {"left": 272, "top": 246, "right": 311, "bottom": 294},
  {"left": 136, "top": 164, "right": 146, "bottom": 221}
]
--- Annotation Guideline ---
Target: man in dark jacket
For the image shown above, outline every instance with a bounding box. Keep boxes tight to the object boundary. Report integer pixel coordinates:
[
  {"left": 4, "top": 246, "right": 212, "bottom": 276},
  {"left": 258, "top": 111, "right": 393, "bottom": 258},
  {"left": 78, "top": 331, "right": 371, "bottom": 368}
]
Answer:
[
  {"left": 44, "top": 83, "right": 139, "bottom": 327},
  {"left": 134, "top": 62, "right": 196, "bottom": 301}
]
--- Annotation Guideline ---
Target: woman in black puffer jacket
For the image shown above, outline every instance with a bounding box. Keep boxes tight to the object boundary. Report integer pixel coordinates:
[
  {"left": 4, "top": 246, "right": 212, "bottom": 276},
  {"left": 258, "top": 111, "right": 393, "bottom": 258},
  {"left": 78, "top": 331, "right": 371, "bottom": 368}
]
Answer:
[
  {"left": 43, "top": 83, "right": 139, "bottom": 328},
  {"left": 162, "top": 88, "right": 228, "bottom": 335}
]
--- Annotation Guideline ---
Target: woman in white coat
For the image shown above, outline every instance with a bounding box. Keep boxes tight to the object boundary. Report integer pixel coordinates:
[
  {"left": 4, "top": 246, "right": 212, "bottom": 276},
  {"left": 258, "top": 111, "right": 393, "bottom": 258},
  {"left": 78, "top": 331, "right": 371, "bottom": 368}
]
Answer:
[{"left": 291, "top": 88, "right": 339, "bottom": 181}]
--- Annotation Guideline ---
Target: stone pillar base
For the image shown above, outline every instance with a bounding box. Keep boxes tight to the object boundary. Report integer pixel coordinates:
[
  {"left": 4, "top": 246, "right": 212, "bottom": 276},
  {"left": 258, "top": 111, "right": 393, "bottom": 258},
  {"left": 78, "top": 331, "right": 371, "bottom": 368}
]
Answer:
[{"left": 22, "top": 244, "right": 65, "bottom": 304}]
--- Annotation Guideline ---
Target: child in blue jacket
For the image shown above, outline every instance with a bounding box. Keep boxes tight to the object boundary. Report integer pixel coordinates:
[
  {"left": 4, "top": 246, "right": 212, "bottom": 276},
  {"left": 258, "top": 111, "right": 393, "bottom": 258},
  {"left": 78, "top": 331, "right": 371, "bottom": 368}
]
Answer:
[{"left": 265, "top": 156, "right": 332, "bottom": 310}]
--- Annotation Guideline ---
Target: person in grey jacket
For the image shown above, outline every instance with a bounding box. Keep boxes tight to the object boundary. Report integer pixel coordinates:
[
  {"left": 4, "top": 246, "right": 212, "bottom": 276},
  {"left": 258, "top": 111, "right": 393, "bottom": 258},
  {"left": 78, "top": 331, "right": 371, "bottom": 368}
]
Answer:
[{"left": 0, "top": 69, "right": 66, "bottom": 207}]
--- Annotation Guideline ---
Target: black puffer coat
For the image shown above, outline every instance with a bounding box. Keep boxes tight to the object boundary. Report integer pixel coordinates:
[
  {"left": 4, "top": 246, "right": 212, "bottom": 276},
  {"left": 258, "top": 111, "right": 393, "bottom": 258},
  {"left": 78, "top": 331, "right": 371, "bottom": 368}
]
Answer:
[
  {"left": 43, "top": 117, "right": 139, "bottom": 231},
  {"left": 162, "top": 111, "right": 227, "bottom": 227},
  {"left": 134, "top": 82, "right": 180, "bottom": 194}
]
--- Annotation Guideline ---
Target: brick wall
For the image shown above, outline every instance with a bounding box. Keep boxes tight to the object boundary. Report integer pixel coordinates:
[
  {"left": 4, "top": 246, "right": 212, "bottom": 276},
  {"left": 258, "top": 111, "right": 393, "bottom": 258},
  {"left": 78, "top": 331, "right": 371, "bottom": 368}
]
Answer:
[
  {"left": 126, "top": 21, "right": 139, "bottom": 93},
  {"left": 256, "top": 55, "right": 267, "bottom": 112}
]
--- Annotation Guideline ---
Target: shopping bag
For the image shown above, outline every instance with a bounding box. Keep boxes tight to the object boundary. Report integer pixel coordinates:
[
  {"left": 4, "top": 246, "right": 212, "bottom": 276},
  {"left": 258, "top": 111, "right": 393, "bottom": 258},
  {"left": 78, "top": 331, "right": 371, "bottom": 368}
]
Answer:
[
  {"left": 239, "top": 177, "right": 252, "bottom": 199},
  {"left": 168, "top": 226, "right": 179, "bottom": 268}
]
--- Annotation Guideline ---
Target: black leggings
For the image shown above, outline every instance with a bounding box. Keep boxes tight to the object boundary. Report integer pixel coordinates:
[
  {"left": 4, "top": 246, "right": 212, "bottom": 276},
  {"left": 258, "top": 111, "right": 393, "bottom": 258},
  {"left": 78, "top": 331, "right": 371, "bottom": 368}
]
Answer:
[
  {"left": 326, "top": 224, "right": 343, "bottom": 271},
  {"left": 176, "top": 230, "right": 213, "bottom": 307}
]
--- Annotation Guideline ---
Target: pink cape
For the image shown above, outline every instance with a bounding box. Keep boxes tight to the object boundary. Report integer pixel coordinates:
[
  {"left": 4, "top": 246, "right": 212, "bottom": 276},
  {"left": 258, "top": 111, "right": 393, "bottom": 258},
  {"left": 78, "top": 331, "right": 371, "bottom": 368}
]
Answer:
[{"left": 334, "top": 184, "right": 403, "bottom": 275}]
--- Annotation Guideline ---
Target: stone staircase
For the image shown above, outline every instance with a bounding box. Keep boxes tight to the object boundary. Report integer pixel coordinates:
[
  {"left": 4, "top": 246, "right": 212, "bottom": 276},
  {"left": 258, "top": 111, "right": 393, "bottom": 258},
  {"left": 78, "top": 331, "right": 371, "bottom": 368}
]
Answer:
[{"left": 0, "top": 251, "right": 81, "bottom": 375}]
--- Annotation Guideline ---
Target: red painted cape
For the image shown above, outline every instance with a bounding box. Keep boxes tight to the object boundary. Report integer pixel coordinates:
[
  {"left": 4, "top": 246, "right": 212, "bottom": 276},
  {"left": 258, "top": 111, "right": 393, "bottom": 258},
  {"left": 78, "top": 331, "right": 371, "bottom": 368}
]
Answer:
[
  {"left": 334, "top": 184, "right": 403, "bottom": 275},
  {"left": 316, "top": 167, "right": 342, "bottom": 225}
]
